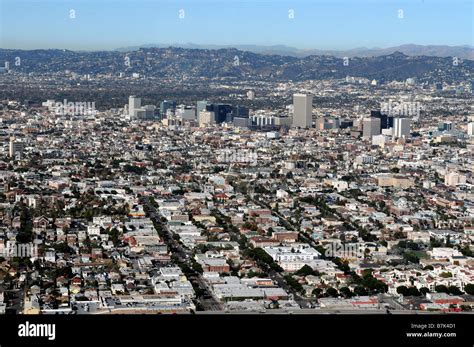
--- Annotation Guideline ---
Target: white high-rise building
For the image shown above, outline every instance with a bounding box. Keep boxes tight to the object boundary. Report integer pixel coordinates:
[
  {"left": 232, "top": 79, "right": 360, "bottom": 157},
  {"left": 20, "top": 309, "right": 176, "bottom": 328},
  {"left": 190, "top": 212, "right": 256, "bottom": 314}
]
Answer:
[
  {"left": 468, "top": 122, "right": 474, "bottom": 136},
  {"left": 292, "top": 94, "right": 312, "bottom": 128},
  {"left": 9, "top": 138, "right": 25, "bottom": 158},
  {"left": 393, "top": 118, "right": 411, "bottom": 138},
  {"left": 127, "top": 96, "right": 156, "bottom": 120},
  {"left": 128, "top": 95, "right": 141, "bottom": 119}
]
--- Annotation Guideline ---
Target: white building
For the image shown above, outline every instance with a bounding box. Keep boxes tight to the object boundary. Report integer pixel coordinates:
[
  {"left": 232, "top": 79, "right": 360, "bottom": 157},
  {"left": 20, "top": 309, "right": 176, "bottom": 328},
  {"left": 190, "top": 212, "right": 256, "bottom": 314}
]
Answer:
[
  {"left": 251, "top": 113, "right": 292, "bottom": 128},
  {"left": 444, "top": 172, "right": 467, "bottom": 186},
  {"left": 468, "top": 122, "right": 474, "bottom": 136},
  {"left": 393, "top": 118, "right": 411, "bottom": 138},
  {"left": 264, "top": 244, "right": 321, "bottom": 271},
  {"left": 128, "top": 95, "right": 156, "bottom": 120},
  {"left": 128, "top": 95, "right": 141, "bottom": 118}
]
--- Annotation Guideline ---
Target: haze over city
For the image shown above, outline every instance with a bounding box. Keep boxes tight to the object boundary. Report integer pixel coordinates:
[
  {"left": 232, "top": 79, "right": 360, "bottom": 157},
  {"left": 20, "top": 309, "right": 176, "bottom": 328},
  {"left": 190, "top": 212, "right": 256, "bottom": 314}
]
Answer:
[{"left": 1, "top": 0, "right": 473, "bottom": 50}]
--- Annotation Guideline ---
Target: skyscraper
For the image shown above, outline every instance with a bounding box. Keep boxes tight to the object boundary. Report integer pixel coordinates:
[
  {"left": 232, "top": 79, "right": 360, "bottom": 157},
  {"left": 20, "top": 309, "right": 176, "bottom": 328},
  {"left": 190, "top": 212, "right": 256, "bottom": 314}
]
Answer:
[
  {"left": 128, "top": 96, "right": 157, "bottom": 120},
  {"left": 468, "top": 122, "right": 474, "bottom": 136},
  {"left": 196, "top": 100, "right": 209, "bottom": 122},
  {"left": 232, "top": 106, "right": 249, "bottom": 119},
  {"left": 199, "top": 111, "right": 215, "bottom": 127},
  {"left": 292, "top": 94, "right": 312, "bottom": 128},
  {"left": 128, "top": 95, "right": 141, "bottom": 119},
  {"left": 9, "top": 138, "right": 25, "bottom": 158},
  {"left": 212, "top": 104, "right": 233, "bottom": 123},
  {"left": 160, "top": 100, "right": 176, "bottom": 118},
  {"left": 362, "top": 118, "right": 381, "bottom": 138},
  {"left": 371, "top": 110, "right": 388, "bottom": 129},
  {"left": 393, "top": 118, "right": 411, "bottom": 138}
]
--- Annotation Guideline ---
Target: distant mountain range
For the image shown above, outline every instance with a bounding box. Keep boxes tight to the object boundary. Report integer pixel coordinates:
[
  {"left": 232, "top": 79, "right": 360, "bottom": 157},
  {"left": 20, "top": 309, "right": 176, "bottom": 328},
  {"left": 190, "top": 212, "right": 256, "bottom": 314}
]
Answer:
[
  {"left": 115, "top": 44, "right": 474, "bottom": 60},
  {"left": 1, "top": 47, "right": 472, "bottom": 83}
]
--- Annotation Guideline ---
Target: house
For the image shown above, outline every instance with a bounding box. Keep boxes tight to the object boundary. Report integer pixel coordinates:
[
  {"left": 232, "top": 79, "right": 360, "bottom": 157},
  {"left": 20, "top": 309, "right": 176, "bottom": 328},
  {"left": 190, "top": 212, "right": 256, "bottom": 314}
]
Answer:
[{"left": 33, "top": 216, "right": 49, "bottom": 230}]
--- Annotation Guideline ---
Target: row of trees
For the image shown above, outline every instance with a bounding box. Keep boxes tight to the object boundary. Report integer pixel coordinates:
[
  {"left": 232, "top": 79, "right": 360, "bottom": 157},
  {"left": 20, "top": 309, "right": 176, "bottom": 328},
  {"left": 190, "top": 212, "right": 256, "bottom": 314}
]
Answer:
[{"left": 396, "top": 284, "right": 471, "bottom": 296}]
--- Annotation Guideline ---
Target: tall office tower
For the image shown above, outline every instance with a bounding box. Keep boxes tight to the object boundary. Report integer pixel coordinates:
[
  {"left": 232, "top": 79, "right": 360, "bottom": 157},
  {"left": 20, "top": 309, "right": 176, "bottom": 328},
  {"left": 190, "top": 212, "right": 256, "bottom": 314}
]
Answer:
[
  {"left": 9, "top": 138, "right": 25, "bottom": 158},
  {"left": 387, "top": 116, "right": 395, "bottom": 129},
  {"left": 371, "top": 110, "right": 388, "bottom": 129},
  {"left": 468, "top": 122, "right": 474, "bottom": 136},
  {"left": 176, "top": 105, "right": 196, "bottom": 120},
  {"left": 362, "top": 117, "right": 381, "bottom": 138},
  {"left": 128, "top": 95, "right": 141, "bottom": 119},
  {"left": 292, "top": 94, "right": 313, "bottom": 128},
  {"left": 231, "top": 105, "right": 250, "bottom": 128},
  {"left": 140, "top": 105, "right": 157, "bottom": 120},
  {"left": 393, "top": 118, "right": 411, "bottom": 138},
  {"left": 208, "top": 104, "right": 233, "bottom": 123},
  {"left": 232, "top": 106, "right": 249, "bottom": 119},
  {"left": 199, "top": 111, "right": 216, "bottom": 127},
  {"left": 160, "top": 100, "right": 176, "bottom": 118},
  {"left": 196, "top": 100, "right": 209, "bottom": 121}
]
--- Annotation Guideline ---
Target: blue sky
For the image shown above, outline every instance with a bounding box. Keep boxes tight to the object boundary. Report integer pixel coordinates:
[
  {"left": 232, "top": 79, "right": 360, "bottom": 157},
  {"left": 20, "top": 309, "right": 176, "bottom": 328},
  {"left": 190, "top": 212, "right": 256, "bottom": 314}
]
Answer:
[{"left": 0, "top": 0, "right": 472, "bottom": 50}]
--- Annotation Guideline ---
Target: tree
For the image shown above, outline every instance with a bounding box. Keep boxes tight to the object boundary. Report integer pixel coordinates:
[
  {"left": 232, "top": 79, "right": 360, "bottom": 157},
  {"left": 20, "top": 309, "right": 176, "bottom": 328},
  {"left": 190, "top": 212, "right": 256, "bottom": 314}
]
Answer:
[
  {"left": 448, "top": 286, "right": 463, "bottom": 295},
  {"left": 435, "top": 285, "right": 449, "bottom": 293},
  {"left": 284, "top": 275, "right": 304, "bottom": 293},
  {"left": 403, "top": 251, "right": 420, "bottom": 264},
  {"left": 464, "top": 284, "right": 474, "bottom": 295},
  {"left": 396, "top": 286, "right": 409, "bottom": 296},
  {"left": 354, "top": 286, "right": 368, "bottom": 296},
  {"left": 295, "top": 265, "right": 318, "bottom": 277},
  {"left": 339, "top": 287, "right": 353, "bottom": 298},
  {"left": 191, "top": 261, "right": 203, "bottom": 274},
  {"left": 333, "top": 257, "right": 350, "bottom": 274},
  {"left": 419, "top": 287, "right": 430, "bottom": 296},
  {"left": 407, "top": 287, "right": 421, "bottom": 297},
  {"left": 326, "top": 287, "right": 338, "bottom": 297}
]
